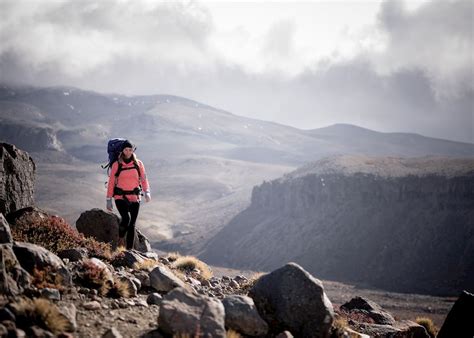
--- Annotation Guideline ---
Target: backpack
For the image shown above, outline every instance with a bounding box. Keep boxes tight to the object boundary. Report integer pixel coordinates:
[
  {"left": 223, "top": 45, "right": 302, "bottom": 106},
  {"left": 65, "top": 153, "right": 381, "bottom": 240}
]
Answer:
[{"left": 101, "top": 138, "right": 127, "bottom": 171}]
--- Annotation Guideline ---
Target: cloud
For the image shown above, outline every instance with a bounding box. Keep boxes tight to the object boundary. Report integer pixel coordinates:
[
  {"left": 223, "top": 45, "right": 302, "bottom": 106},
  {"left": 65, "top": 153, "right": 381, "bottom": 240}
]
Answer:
[
  {"left": 0, "top": 0, "right": 214, "bottom": 78},
  {"left": 0, "top": 0, "right": 472, "bottom": 143},
  {"left": 372, "top": 0, "right": 473, "bottom": 98}
]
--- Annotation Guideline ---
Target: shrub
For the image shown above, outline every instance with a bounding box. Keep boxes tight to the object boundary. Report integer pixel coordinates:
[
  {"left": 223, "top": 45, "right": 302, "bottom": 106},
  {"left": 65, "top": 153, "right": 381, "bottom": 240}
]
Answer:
[
  {"left": 11, "top": 215, "right": 112, "bottom": 260},
  {"left": 415, "top": 317, "right": 437, "bottom": 338},
  {"left": 165, "top": 252, "right": 181, "bottom": 262},
  {"left": 9, "top": 297, "right": 73, "bottom": 334},
  {"left": 171, "top": 256, "right": 213, "bottom": 281},
  {"left": 32, "top": 267, "right": 64, "bottom": 291}
]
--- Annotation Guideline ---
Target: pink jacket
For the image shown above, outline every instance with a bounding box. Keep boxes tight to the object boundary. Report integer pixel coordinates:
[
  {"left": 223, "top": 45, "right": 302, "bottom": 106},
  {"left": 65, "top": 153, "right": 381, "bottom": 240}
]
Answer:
[{"left": 107, "top": 159, "right": 150, "bottom": 203}]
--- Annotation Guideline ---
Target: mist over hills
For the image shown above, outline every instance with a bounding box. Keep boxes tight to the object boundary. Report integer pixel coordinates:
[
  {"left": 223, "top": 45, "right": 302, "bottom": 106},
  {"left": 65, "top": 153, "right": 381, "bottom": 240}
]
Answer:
[{"left": 1, "top": 84, "right": 473, "bottom": 257}]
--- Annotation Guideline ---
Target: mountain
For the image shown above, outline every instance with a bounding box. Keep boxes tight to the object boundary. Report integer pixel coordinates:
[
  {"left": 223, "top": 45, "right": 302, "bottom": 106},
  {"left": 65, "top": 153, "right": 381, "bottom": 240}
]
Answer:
[
  {"left": 200, "top": 155, "right": 474, "bottom": 295},
  {"left": 1, "top": 84, "right": 473, "bottom": 253}
]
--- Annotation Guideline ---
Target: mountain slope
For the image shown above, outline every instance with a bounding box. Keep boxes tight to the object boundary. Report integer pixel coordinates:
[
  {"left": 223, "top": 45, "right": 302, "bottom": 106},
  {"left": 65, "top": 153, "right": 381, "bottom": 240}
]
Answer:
[{"left": 200, "top": 155, "right": 474, "bottom": 295}]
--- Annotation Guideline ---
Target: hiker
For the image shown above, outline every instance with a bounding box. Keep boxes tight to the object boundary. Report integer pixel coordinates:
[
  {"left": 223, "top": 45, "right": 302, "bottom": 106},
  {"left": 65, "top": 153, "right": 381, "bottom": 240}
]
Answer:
[{"left": 106, "top": 140, "right": 151, "bottom": 249}]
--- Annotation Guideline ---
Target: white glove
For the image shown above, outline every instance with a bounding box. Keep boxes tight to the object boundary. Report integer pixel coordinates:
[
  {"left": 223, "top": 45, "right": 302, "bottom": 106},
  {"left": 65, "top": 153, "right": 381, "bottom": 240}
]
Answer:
[{"left": 145, "top": 191, "right": 151, "bottom": 202}]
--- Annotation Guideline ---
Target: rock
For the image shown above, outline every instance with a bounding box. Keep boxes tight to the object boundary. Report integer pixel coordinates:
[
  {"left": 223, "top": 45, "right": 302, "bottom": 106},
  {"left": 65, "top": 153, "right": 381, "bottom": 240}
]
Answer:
[
  {"left": 0, "top": 324, "right": 6, "bottom": 336},
  {"left": 27, "top": 325, "right": 54, "bottom": 337},
  {"left": 0, "top": 244, "right": 31, "bottom": 295},
  {"left": 249, "top": 262, "right": 334, "bottom": 338},
  {"left": 158, "top": 287, "right": 226, "bottom": 337},
  {"left": 437, "top": 290, "right": 474, "bottom": 338},
  {"left": 0, "top": 143, "right": 35, "bottom": 215},
  {"left": 229, "top": 280, "right": 239, "bottom": 289},
  {"left": 234, "top": 275, "right": 248, "bottom": 284},
  {"left": 149, "top": 265, "right": 186, "bottom": 292},
  {"left": 5, "top": 206, "right": 49, "bottom": 229},
  {"left": 12, "top": 242, "right": 72, "bottom": 285},
  {"left": 57, "top": 248, "right": 88, "bottom": 262},
  {"left": 134, "top": 271, "right": 150, "bottom": 288},
  {"left": 222, "top": 295, "right": 268, "bottom": 336},
  {"left": 40, "top": 287, "right": 61, "bottom": 301},
  {"left": 135, "top": 299, "right": 148, "bottom": 307},
  {"left": 102, "top": 327, "right": 123, "bottom": 338},
  {"left": 186, "top": 277, "right": 201, "bottom": 287},
  {"left": 0, "top": 307, "right": 16, "bottom": 322},
  {"left": 353, "top": 320, "right": 429, "bottom": 338},
  {"left": 340, "top": 297, "right": 395, "bottom": 325},
  {"left": 0, "top": 214, "right": 12, "bottom": 244},
  {"left": 147, "top": 293, "right": 162, "bottom": 305},
  {"left": 275, "top": 331, "right": 294, "bottom": 338},
  {"left": 83, "top": 301, "right": 102, "bottom": 311},
  {"left": 130, "top": 277, "right": 141, "bottom": 291},
  {"left": 58, "top": 303, "right": 77, "bottom": 332},
  {"left": 112, "top": 250, "right": 146, "bottom": 268},
  {"left": 76, "top": 209, "right": 151, "bottom": 252}
]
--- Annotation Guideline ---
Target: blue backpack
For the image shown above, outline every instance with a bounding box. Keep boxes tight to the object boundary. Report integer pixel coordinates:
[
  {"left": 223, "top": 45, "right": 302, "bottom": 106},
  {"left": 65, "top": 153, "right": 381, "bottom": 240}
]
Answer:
[{"left": 101, "top": 138, "right": 127, "bottom": 171}]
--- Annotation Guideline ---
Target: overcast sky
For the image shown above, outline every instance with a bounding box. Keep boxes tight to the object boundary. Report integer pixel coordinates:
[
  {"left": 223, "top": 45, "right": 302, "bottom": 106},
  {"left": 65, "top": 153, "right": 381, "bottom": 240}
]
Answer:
[{"left": 1, "top": 0, "right": 473, "bottom": 143}]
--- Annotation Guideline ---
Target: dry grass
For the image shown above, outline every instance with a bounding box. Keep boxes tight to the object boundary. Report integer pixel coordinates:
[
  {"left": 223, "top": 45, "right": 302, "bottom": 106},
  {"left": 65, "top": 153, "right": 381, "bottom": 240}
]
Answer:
[
  {"left": 415, "top": 317, "right": 437, "bottom": 338},
  {"left": 108, "top": 277, "right": 131, "bottom": 298},
  {"left": 78, "top": 259, "right": 113, "bottom": 296},
  {"left": 171, "top": 256, "right": 213, "bottom": 281},
  {"left": 165, "top": 252, "right": 181, "bottom": 262},
  {"left": 240, "top": 272, "right": 266, "bottom": 294},
  {"left": 133, "top": 259, "right": 159, "bottom": 271},
  {"left": 226, "top": 329, "right": 242, "bottom": 338},
  {"left": 10, "top": 298, "right": 73, "bottom": 334}
]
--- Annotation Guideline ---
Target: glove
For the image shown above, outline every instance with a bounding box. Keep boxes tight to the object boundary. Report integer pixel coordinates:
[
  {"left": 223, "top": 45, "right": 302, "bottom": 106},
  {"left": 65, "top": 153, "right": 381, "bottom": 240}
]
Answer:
[
  {"left": 106, "top": 198, "right": 113, "bottom": 211},
  {"left": 145, "top": 191, "right": 151, "bottom": 202}
]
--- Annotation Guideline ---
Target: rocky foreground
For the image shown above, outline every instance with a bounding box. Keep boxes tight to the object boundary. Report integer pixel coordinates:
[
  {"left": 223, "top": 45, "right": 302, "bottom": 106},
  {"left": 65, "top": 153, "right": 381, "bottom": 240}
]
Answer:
[{"left": 1, "top": 143, "right": 473, "bottom": 337}]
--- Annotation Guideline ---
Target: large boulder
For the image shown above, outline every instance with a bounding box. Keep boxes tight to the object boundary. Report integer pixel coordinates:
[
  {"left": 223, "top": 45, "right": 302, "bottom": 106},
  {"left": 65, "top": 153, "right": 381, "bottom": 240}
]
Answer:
[
  {"left": 0, "top": 214, "right": 13, "bottom": 244},
  {"left": 158, "top": 287, "right": 226, "bottom": 337},
  {"left": 0, "top": 244, "right": 31, "bottom": 295},
  {"left": 75, "top": 208, "right": 151, "bottom": 252},
  {"left": 437, "top": 290, "right": 474, "bottom": 338},
  {"left": 340, "top": 297, "right": 395, "bottom": 325},
  {"left": 0, "top": 143, "right": 35, "bottom": 215},
  {"left": 222, "top": 295, "right": 268, "bottom": 336},
  {"left": 149, "top": 265, "right": 186, "bottom": 292},
  {"left": 12, "top": 242, "right": 72, "bottom": 286},
  {"left": 249, "top": 262, "right": 334, "bottom": 338},
  {"left": 5, "top": 206, "right": 49, "bottom": 228}
]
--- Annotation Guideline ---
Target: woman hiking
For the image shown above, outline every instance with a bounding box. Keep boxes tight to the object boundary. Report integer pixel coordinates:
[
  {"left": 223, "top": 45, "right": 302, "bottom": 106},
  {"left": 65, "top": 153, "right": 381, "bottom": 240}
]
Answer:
[{"left": 106, "top": 140, "right": 151, "bottom": 249}]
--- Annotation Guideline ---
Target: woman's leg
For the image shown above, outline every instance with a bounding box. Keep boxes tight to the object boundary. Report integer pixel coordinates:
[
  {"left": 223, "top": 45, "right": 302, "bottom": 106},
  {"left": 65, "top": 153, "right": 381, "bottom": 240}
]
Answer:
[
  {"left": 126, "top": 202, "right": 140, "bottom": 249},
  {"left": 115, "top": 199, "right": 130, "bottom": 242}
]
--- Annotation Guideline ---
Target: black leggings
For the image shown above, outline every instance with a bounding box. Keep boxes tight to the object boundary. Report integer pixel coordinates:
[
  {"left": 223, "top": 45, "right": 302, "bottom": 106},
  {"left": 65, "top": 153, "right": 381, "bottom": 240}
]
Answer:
[{"left": 115, "top": 199, "right": 140, "bottom": 249}]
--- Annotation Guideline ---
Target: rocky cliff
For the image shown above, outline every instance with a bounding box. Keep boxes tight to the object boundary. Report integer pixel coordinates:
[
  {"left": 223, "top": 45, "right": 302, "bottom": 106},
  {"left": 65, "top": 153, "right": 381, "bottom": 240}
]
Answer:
[
  {"left": 0, "top": 143, "right": 35, "bottom": 214},
  {"left": 201, "top": 155, "right": 474, "bottom": 295}
]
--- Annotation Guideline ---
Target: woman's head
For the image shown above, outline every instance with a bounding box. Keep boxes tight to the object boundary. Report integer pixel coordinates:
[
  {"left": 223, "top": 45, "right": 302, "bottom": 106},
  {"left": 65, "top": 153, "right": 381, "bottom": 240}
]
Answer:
[{"left": 120, "top": 140, "right": 135, "bottom": 161}]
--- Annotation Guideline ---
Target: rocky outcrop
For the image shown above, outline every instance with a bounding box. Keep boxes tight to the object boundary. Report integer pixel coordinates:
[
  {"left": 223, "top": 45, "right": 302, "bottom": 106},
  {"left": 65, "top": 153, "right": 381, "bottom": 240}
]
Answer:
[
  {"left": 0, "top": 143, "right": 35, "bottom": 215},
  {"left": 201, "top": 155, "right": 474, "bottom": 295},
  {"left": 437, "top": 290, "right": 474, "bottom": 338},
  {"left": 341, "top": 297, "right": 395, "bottom": 325},
  {"left": 0, "top": 214, "right": 13, "bottom": 244},
  {"left": 249, "top": 262, "right": 334, "bottom": 338},
  {"left": 76, "top": 208, "right": 151, "bottom": 252}
]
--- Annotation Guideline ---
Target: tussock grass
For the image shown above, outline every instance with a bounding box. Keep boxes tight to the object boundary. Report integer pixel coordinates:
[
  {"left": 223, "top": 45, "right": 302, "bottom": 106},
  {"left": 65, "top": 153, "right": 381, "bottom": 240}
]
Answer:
[
  {"left": 165, "top": 252, "right": 181, "bottom": 262},
  {"left": 133, "top": 259, "right": 159, "bottom": 271},
  {"left": 171, "top": 256, "right": 213, "bottom": 281},
  {"left": 78, "top": 259, "right": 112, "bottom": 296},
  {"left": 108, "top": 277, "right": 131, "bottom": 298},
  {"left": 415, "top": 317, "right": 437, "bottom": 338},
  {"left": 10, "top": 298, "right": 73, "bottom": 334},
  {"left": 226, "top": 329, "right": 242, "bottom": 338},
  {"left": 240, "top": 272, "right": 266, "bottom": 294}
]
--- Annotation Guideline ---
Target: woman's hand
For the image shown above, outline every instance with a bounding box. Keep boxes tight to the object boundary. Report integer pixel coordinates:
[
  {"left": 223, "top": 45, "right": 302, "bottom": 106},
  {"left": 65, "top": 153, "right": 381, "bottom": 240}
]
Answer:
[{"left": 145, "top": 192, "right": 151, "bottom": 202}]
